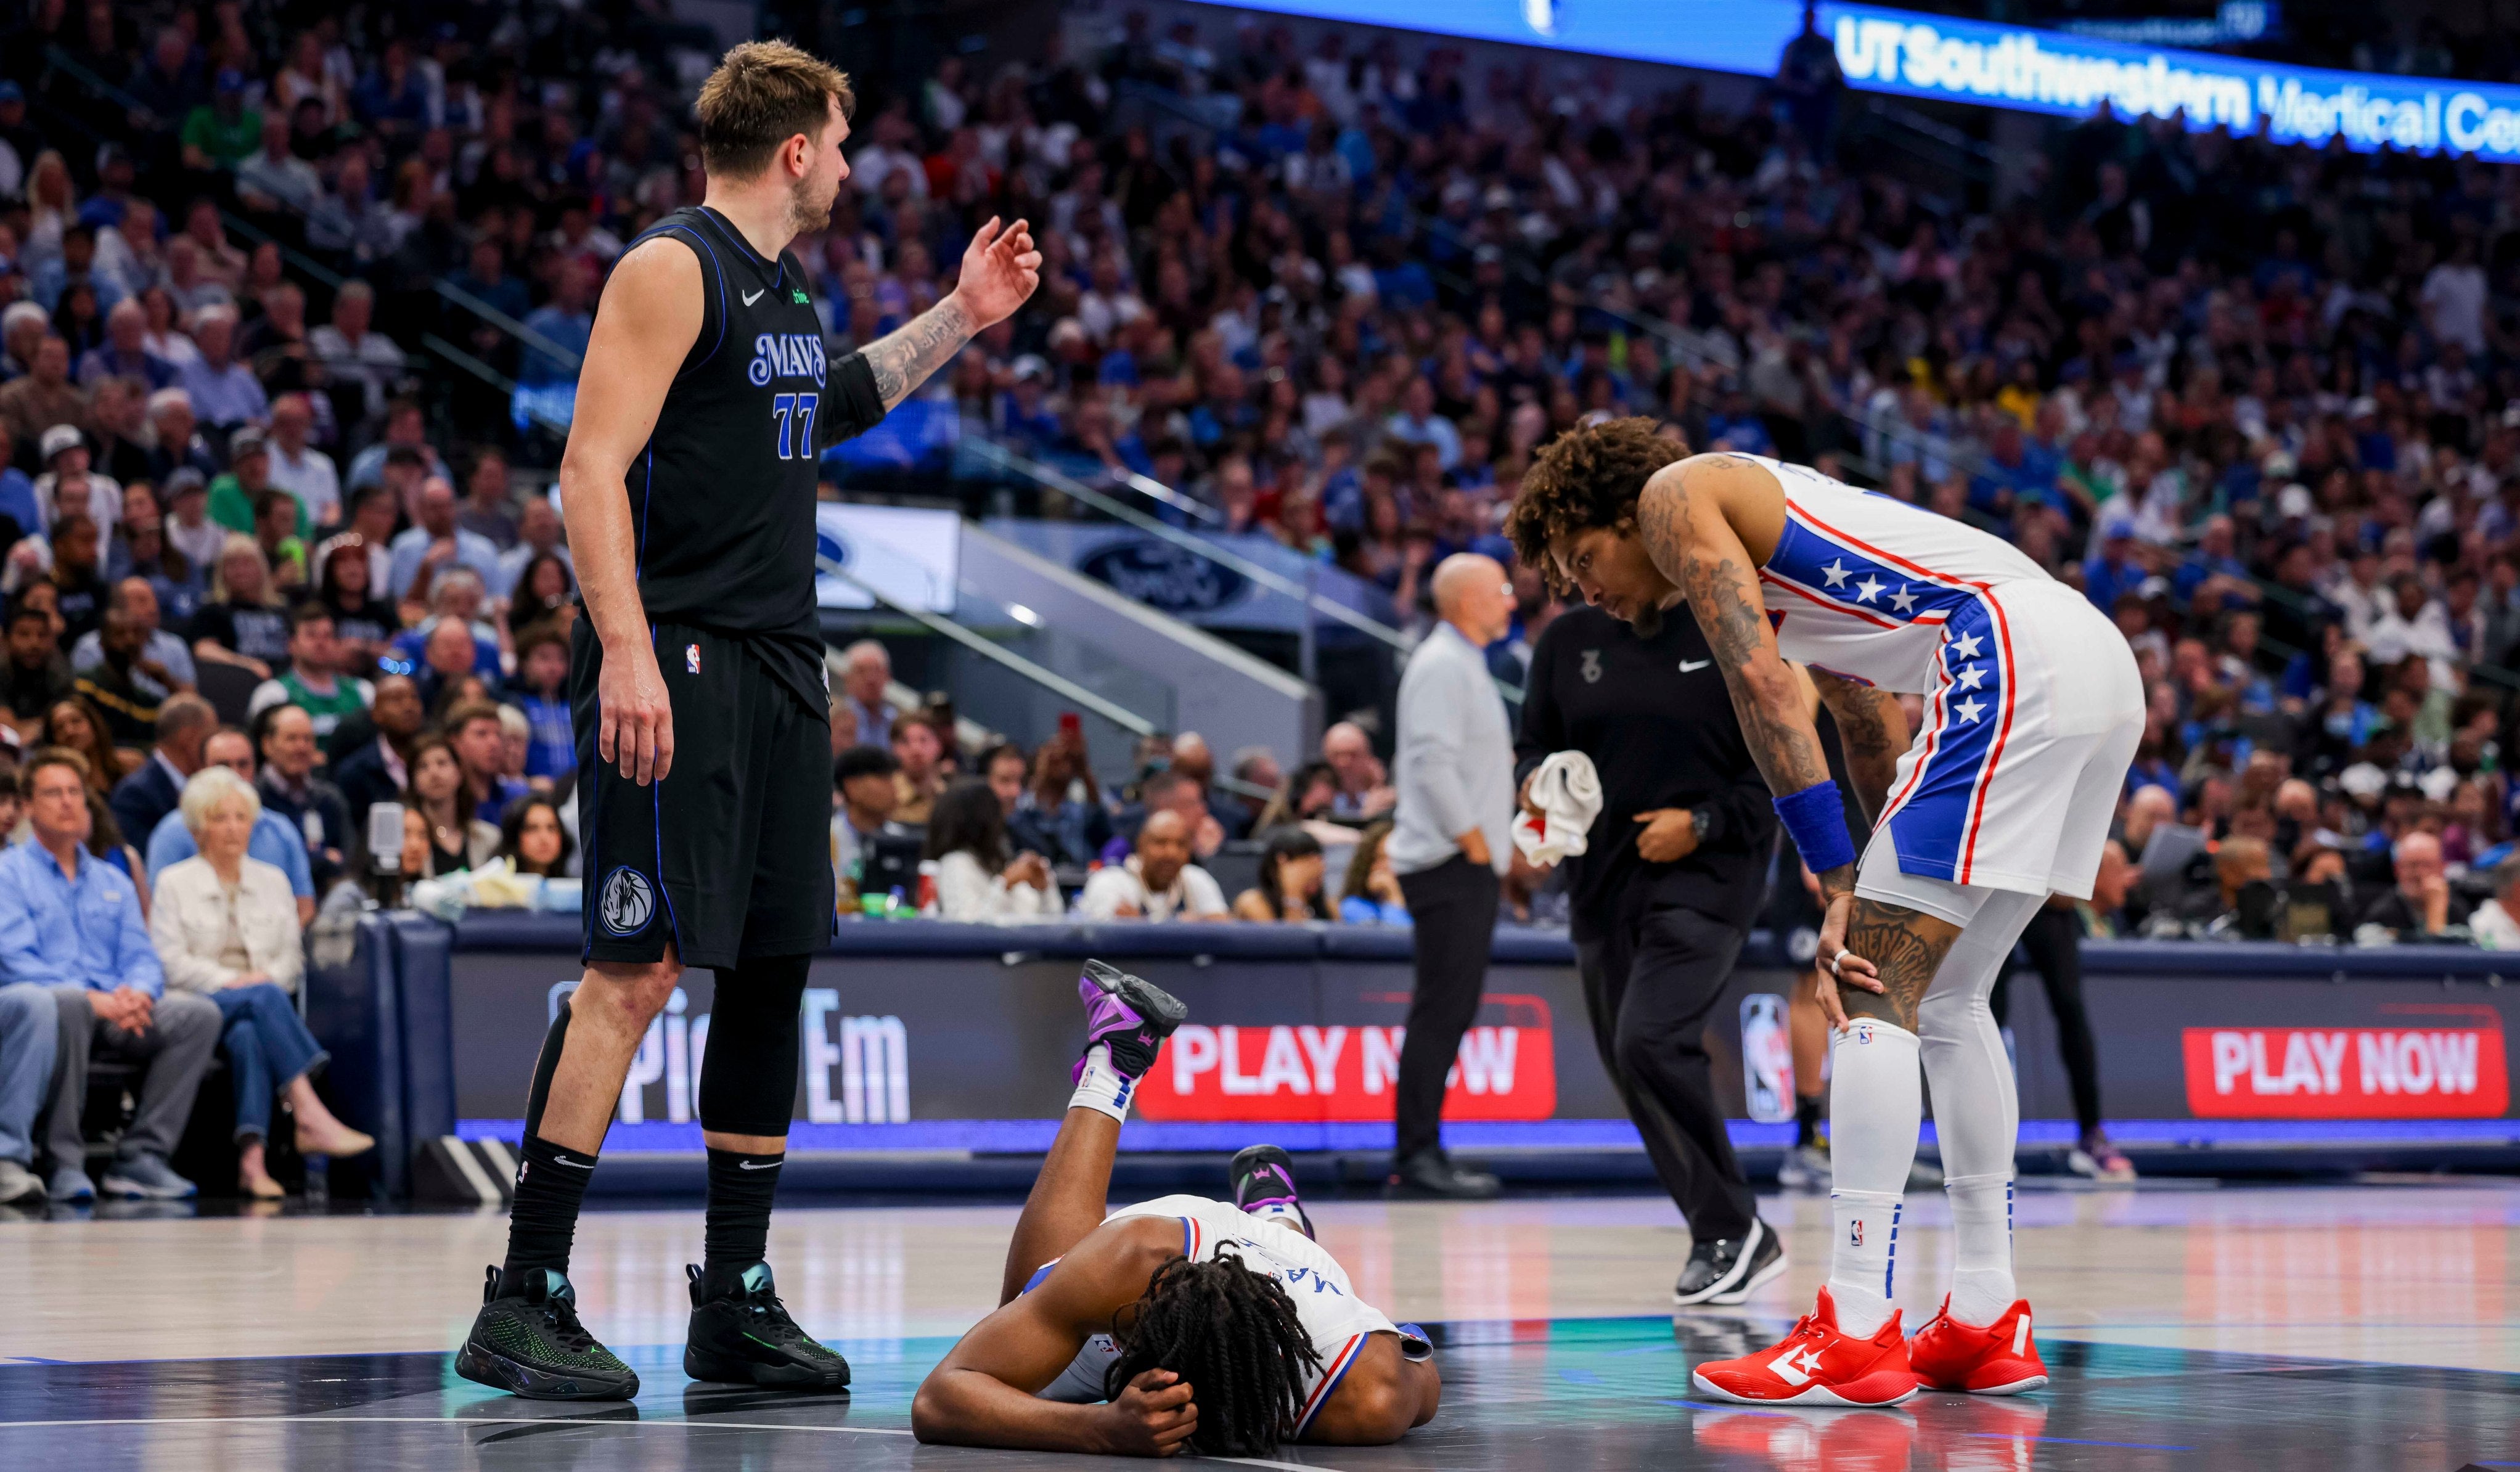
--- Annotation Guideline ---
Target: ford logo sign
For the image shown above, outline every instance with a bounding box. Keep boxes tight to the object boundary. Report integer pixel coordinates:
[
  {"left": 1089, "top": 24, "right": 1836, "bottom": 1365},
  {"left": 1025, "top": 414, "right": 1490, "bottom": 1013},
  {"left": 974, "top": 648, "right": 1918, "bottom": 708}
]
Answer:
[{"left": 1078, "top": 539, "right": 1247, "bottom": 615}]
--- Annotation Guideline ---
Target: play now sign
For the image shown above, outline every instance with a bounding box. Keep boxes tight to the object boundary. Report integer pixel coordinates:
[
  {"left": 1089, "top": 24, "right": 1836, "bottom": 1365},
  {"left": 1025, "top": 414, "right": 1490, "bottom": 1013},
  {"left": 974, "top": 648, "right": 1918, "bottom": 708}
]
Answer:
[
  {"left": 1135, "top": 1021, "right": 1557, "bottom": 1122},
  {"left": 2181, "top": 1022, "right": 2509, "bottom": 1119}
]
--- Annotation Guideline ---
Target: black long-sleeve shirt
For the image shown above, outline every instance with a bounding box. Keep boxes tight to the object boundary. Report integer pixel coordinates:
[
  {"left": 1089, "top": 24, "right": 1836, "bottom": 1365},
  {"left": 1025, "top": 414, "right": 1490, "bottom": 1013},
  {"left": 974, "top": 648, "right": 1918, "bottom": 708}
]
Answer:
[{"left": 1515, "top": 603, "right": 1778, "bottom": 941}]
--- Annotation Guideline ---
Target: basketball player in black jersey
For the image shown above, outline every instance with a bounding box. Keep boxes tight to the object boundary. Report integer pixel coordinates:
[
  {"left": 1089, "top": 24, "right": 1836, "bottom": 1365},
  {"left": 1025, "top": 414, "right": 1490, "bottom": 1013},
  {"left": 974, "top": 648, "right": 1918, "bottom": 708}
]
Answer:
[{"left": 457, "top": 40, "right": 1039, "bottom": 1401}]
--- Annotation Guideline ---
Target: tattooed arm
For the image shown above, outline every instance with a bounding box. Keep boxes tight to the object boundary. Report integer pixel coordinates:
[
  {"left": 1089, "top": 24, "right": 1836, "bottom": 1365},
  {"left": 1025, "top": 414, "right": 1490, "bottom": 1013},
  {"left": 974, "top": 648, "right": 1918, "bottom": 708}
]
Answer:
[
  {"left": 862, "top": 216, "right": 1043, "bottom": 412},
  {"left": 1635, "top": 457, "right": 1838, "bottom": 878},
  {"left": 1809, "top": 669, "right": 1910, "bottom": 826}
]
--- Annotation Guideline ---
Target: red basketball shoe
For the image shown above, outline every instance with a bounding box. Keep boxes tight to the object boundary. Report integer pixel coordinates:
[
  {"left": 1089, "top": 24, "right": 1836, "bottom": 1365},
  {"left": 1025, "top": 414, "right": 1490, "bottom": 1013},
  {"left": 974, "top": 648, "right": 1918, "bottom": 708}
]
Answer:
[
  {"left": 1907, "top": 1297, "right": 2048, "bottom": 1396},
  {"left": 1690, "top": 1288, "right": 1920, "bottom": 1407}
]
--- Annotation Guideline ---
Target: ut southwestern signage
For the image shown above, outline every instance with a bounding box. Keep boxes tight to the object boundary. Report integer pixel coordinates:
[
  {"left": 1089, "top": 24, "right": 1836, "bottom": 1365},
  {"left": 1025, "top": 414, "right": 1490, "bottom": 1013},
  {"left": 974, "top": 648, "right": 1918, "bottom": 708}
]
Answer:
[{"left": 1217, "top": 0, "right": 2520, "bottom": 163}]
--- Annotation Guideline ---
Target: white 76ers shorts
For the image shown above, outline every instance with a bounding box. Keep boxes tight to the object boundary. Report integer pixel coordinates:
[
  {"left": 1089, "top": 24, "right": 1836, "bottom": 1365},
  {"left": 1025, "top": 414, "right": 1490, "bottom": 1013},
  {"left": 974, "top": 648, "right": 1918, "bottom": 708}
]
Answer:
[{"left": 1858, "top": 578, "right": 2143, "bottom": 920}]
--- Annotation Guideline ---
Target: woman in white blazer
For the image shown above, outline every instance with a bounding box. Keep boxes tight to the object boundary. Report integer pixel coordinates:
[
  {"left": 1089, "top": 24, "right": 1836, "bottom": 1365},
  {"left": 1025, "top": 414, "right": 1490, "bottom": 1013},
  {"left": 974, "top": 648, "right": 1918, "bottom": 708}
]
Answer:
[{"left": 152, "top": 766, "right": 374, "bottom": 1198}]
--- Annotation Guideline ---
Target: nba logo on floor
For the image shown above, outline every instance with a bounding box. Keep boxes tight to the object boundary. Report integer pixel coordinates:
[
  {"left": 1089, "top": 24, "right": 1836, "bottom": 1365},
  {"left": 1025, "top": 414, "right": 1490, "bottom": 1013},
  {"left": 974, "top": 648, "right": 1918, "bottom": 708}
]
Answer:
[{"left": 686, "top": 644, "right": 702, "bottom": 674}]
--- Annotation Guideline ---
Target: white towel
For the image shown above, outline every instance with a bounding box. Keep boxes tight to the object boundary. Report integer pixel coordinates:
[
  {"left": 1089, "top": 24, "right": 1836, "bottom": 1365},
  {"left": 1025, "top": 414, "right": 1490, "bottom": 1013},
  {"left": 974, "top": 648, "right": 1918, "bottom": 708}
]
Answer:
[{"left": 1514, "top": 750, "right": 1603, "bottom": 865}]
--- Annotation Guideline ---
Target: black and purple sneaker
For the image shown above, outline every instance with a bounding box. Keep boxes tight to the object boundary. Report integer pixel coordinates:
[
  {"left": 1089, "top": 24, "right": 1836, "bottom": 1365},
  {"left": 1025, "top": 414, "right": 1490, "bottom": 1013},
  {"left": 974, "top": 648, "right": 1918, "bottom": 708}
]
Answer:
[
  {"left": 1229, "top": 1143, "right": 1315, "bottom": 1239},
  {"left": 1075, "top": 959, "right": 1188, "bottom": 1084}
]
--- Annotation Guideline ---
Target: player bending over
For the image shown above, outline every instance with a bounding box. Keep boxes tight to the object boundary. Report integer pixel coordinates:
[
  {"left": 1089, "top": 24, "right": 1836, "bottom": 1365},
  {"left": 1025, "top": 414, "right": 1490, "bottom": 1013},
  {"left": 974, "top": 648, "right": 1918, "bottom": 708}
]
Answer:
[
  {"left": 1507, "top": 423, "right": 2143, "bottom": 1406},
  {"left": 912, "top": 962, "right": 1439, "bottom": 1456}
]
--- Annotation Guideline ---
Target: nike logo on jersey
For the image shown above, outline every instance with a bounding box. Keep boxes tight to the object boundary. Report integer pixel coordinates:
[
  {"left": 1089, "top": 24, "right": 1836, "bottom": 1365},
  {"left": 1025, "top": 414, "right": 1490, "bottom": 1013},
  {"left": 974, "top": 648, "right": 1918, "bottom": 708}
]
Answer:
[
  {"left": 742, "top": 287, "right": 767, "bottom": 305},
  {"left": 1679, "top": 658, "right": 1712, "bottom": 673}
]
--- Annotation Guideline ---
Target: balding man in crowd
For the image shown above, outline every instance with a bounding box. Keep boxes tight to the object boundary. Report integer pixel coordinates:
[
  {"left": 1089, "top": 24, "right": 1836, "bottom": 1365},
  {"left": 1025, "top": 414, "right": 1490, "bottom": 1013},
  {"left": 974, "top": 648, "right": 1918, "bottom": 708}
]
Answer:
[
  {"left": 387, "top": 475, "right": 502, "bottom": 602},
  {"left": 1077, "top": 808, "right": 1229, "bottom": 921},
  {"left": 1166, "top": 730, "right": 1250, "bottom": 841},
  {"left": 72, "top": 578, "right": 196, "bottom": 699},
  {"left": 2360, "top": 830, "right": 2469, "bottom": 938},
  {"left": 837, "top": 639, "right": 894, "bottom": 751},
  {"left": 1321, "top": 719, "right": 1395, "bottom": 819},
  {"left": 1385, "top": 553, "right": 1517, "bottom": 1200}
]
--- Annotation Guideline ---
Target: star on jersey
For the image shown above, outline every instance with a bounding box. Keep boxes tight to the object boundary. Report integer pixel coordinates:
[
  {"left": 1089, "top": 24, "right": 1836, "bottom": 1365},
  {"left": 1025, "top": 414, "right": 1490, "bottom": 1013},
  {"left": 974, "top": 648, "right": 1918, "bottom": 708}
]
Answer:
[
  {"left": 1950, "top": 630, "right": 1986, "bottom": 660},
  {"left": 1821, "top": 558, "right": 1852, "bottom": 588},
  {"left": 1956, "top": 695, "right": 1989, "bottom": 724},
  {"left": 1888, "top": 584, "right": 1917, "bottom": 613},
  {"left": 1854, "top": 575, "right": 1885, "bottom": 603},
  {"left": 1955, "top": 663, "right": 1987, "bottom": 690}
]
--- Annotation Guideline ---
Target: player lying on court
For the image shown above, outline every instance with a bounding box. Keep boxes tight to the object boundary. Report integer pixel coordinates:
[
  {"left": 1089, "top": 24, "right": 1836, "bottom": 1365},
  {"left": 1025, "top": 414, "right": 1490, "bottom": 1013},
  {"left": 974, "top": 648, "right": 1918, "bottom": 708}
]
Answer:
[
  {"left": 912, "top": 961, "right": 1439, "bottom": 1457},
  {"left": 1508, "top": 422, "right": 2144, "bottom": 1406}
]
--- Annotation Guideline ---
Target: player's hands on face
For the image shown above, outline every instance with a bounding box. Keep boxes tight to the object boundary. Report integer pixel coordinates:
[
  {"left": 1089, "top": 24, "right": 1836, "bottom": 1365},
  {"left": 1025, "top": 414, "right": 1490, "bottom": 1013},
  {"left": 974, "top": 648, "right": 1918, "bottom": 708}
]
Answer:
[
  {"left": 1100, "top": 1368, "right": 1198, "bottom": 1457},
  {"left": 953, "top": 216, "right": 1042, "bottom": 330},
  {"left": 597, "top": 634, "right": 674, "bottom": 785},
  {"left": 1814, "top": 890, "right": 1883, "bottom": 1031},
  {"left": 1633, "top": 808, "right": 1698, "bottom": 863}
]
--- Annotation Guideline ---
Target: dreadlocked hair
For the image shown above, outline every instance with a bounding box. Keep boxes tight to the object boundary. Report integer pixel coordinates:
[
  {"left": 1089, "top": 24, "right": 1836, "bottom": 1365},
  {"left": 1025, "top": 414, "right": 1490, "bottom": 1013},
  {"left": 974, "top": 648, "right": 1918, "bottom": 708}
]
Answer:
[
  {"left": 1104, "top": 1248, "right": 1325, "bottom": 1456},
  {"left": 1505, "top": 415, "right": 1689, "bottom": 594}
]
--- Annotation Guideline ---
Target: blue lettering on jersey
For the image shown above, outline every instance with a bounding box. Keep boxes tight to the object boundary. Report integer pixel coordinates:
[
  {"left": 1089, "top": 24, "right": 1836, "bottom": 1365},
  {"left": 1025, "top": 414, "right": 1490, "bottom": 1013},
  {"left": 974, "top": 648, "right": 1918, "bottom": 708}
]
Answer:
[{"left": 747, "top": 332, "right": 828, "bottom": 388}]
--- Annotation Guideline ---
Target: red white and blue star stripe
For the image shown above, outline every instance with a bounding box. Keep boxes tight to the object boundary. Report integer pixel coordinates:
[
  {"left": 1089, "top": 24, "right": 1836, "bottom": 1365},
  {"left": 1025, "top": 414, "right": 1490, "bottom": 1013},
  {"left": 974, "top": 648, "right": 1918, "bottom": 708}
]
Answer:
[{"left": 1759, "top": 499, "right": 2021, "bottom": 886}]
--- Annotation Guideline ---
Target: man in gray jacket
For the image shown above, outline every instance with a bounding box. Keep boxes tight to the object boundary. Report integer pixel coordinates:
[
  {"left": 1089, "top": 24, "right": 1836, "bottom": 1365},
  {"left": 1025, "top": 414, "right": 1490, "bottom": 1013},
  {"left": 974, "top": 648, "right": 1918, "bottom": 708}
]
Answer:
[{"left": 1386, "top": 553, "right": 1517, "bottom": 1198}]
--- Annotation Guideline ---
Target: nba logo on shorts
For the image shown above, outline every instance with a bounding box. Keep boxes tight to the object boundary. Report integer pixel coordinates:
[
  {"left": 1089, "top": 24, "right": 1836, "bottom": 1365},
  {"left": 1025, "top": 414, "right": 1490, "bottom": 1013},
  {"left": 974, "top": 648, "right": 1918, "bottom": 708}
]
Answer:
[
  {"left": 686, "top": 643, "right": 702, "bottom": 674},
  {"left": 1739, "top": 994, "right": 1795, "bottom": 1122},
  {"left": 600, "top": 867, "right": 655, "bottom": 936}
]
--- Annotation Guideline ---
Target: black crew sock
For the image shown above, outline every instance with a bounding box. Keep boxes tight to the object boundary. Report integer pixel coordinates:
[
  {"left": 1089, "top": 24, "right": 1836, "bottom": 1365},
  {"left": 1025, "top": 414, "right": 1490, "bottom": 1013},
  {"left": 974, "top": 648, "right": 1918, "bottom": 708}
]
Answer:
[
  {"left": 501, "top": 1134, "right": 599, "bottom": 1288},
  {"left": 703, "top": 1148, "right": 783, "bottom": 1274},
  {"left": 1794, "top": 1094, "right": 1823, "bottom": 1147}
]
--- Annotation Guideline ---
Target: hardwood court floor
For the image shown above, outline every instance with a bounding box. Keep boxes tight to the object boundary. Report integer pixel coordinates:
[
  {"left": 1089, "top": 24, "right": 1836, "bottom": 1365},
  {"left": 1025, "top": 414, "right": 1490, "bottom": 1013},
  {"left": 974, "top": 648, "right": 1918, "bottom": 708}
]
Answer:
[{"left": 1, "top": 1180, "right": 2516, "bottom": 1469}]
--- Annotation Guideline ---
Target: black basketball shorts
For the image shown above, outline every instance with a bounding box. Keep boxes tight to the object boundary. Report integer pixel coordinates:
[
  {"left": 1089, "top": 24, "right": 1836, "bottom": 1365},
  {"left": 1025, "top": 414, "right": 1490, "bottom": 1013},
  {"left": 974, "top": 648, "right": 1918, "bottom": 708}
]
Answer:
[{"left": 574, "top": 618, "right": 835, "bottom": 968}]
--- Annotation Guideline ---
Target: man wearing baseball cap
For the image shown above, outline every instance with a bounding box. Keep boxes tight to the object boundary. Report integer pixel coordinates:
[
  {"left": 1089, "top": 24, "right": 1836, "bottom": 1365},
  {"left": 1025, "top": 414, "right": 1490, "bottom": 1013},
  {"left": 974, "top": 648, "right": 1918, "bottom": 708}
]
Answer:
[{"left": 36, "top": 424, "right": 121, "bottom": 539}]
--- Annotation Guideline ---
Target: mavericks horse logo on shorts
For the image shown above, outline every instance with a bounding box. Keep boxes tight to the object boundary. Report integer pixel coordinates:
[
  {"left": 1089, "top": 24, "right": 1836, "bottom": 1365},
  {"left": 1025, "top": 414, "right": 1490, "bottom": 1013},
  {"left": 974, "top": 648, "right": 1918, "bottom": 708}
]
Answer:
[{"left": 600, "top": 867, "right": 657, "bottom": 936}]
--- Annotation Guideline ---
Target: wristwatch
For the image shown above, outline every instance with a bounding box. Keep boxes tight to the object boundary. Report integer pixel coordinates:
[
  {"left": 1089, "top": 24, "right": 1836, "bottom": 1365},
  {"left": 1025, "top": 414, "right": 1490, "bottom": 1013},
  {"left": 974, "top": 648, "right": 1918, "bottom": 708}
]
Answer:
[{"left": 1689, "top": 803, "right": 1724, "bottom": 847}]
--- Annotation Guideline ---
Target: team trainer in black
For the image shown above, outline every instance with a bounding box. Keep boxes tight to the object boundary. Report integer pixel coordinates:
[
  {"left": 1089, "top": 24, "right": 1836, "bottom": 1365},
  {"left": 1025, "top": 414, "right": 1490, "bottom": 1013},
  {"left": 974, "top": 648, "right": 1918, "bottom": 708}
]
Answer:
[{"left": 459, "top": 39, "right": 1042, "bottom": 1402}]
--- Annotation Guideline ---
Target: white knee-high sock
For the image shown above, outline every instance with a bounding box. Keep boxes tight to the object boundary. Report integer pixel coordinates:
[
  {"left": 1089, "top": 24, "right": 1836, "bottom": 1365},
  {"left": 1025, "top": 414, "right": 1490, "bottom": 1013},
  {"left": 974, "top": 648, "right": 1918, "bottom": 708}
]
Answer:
[
  {"left": 1945, "top": 1174, "right": 2015, "bottom": 1325},
  {"left": 1826, "top": 1018, "right": 1921, "bottom": 1338},
  {"left": 1068, "top": 1044, "right": 1137, "bottom": 1124},
  {"left": 1915, "top": 888, "right": 2040, "bottom": 1329}
]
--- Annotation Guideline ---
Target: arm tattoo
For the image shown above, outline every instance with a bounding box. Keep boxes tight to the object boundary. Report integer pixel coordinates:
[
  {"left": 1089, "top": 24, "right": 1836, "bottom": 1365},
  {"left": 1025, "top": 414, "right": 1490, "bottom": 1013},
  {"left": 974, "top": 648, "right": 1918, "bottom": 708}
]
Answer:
[
  {"left": 1638, "top": 468, "right": 1832, "bottom": 820},
  {"left": 862, "top": 296, "right": 977, "bottom": 411},
  {"left": 1839, "top": 898, "right": 1962, "bottom": 1031},
  {"left": 1812, "top": 672, "right": 1907, "bottom": 826}
]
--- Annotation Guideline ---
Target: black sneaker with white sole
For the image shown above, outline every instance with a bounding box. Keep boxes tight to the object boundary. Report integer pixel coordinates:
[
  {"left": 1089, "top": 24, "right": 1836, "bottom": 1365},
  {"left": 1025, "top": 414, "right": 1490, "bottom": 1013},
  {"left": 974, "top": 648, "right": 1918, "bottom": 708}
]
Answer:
[{"left": 1673, "top": 1217, "right": 1786, "bottom": 1307}]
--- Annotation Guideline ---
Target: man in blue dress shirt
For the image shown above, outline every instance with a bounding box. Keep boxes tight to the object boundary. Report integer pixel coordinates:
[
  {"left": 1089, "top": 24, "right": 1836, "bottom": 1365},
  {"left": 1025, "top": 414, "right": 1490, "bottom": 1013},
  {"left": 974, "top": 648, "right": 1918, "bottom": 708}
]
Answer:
[{"left": 1, "top": 751, "right": 218, "bottom": 1201}]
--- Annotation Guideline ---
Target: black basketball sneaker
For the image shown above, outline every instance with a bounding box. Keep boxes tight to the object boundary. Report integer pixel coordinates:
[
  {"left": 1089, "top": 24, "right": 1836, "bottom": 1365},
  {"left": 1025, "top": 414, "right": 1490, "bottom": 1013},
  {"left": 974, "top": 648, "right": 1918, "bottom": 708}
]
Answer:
[
  {"left": 684, "top": 1261, "right": 853, "bottom": 1390},
  {"left": 1075, "top": 959, "right": 1188, "bottom": 1084},
  {"left": 1229, "top": 1143, "right": 1316, "bottom": 1239},
  {"left": 455, "top": 1266, "right": 641, "bottom": 1400},
  {"left": 1673, "top": 1217, "right": 1788, "bottom": 1307}
]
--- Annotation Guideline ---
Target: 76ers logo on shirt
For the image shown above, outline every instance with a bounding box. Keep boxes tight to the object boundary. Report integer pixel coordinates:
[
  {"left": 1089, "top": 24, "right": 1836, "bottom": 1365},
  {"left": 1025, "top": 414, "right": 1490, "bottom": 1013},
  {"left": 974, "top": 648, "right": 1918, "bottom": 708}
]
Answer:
[{"left": 600, "top": 867, "right": 655, "bottom": 936}]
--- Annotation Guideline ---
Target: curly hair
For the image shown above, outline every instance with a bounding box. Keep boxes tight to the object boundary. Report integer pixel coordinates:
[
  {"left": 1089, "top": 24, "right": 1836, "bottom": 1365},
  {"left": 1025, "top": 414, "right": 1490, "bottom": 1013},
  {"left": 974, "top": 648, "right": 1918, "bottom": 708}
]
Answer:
[
  {"left": 1505, "top": 415, "right": 1688, "bottom": 591},
  {"left": 1105, "top": 1249, "right": 1325, "bottom": 1456}
]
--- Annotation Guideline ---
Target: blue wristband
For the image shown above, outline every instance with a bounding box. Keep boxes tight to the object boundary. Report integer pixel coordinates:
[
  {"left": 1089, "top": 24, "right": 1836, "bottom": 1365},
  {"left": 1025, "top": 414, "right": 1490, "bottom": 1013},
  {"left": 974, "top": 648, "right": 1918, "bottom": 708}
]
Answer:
[{"left": 1773, "top": 781, "right": 1857, "bottom": 875}]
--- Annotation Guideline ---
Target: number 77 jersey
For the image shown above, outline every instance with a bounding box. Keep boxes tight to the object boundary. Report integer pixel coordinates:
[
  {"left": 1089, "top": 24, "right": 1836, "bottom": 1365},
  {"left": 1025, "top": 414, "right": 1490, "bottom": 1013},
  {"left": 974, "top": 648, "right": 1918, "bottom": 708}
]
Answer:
[{"left": 614, "top": 204, "right": 883, "bottom": 662}]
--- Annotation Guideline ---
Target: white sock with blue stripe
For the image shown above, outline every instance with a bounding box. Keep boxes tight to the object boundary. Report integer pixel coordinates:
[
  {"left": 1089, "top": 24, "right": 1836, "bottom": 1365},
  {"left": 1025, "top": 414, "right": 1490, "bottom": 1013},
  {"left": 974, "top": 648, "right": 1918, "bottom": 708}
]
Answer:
[
  {"left": 1945, "top": 1174, "right": 2015, "bottom": 1327},
  {"left": 1068, "top": 1044, "right": 1137, "bottom": 1124},
  {"left": 1825, "top": 1018, "right": 1921, "bottom": 1339}
]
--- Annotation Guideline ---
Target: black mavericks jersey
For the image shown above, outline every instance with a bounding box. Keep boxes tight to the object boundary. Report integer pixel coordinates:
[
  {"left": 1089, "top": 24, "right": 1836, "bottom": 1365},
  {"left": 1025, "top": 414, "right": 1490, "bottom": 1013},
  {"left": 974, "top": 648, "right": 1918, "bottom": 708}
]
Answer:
[{"left": 620, "top": 205, "right": 885, "bottom": 709}]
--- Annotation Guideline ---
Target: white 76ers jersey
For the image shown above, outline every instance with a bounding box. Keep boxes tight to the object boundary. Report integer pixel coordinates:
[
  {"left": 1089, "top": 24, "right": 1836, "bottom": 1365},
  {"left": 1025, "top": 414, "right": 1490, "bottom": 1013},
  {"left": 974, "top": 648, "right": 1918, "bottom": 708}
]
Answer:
[
  {"left": 1745, "top": 454, "right": 2052, "bottom": 695},
  {"left": 1034, "top": 1194, "right": 1397, "bottom": 1436}
]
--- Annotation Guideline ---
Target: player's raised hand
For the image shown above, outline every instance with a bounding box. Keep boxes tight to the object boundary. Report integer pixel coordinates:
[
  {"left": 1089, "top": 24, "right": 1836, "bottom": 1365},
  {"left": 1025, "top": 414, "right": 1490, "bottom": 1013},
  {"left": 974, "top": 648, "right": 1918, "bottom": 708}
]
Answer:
[
  {"left": 1100, "top": 1368, "right": 1198, "bottom": 1457},
  {"left": 952, "top": 215, "right": 1042, "bottom": 329},
  {"left": 599, "top": 634, "right": 675, "bottom": 785}
]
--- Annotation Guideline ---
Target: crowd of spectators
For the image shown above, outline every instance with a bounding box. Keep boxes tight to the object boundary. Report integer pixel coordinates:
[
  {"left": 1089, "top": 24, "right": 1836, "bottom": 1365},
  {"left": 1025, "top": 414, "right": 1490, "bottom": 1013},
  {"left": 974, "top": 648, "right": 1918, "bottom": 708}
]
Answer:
[{"left": 18, "top": 2, "right": 2520, "bottom": 1174}]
